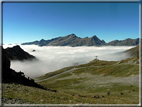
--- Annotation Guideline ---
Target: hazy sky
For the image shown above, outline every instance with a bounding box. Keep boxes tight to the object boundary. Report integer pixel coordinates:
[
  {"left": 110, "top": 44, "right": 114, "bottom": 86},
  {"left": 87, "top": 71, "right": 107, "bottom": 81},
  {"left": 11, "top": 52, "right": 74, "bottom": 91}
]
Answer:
[{"left": 3, "top": 2, "right": 139, "bottom": 44}]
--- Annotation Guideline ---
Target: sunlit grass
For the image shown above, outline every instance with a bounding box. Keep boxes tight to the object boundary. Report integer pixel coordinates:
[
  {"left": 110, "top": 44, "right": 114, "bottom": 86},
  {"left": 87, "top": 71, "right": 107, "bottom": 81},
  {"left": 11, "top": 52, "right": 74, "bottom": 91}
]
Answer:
[{"left": 2, "top": 82, "right": 139, "bottom": 104}]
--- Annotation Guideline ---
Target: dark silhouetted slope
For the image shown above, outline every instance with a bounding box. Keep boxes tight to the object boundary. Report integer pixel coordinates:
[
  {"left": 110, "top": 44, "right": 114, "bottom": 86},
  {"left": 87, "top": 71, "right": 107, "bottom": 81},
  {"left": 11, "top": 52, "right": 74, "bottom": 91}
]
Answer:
[
  {"left": 2, "top": 46, "right": 46, "bottom": 90},
  {"left": 5, "top": 45, "right": 36, "bottom": 61}
]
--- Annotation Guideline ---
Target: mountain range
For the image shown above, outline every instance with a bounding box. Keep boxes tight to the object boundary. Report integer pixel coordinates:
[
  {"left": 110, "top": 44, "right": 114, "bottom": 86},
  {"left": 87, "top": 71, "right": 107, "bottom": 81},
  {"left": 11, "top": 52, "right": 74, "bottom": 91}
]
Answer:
[{"left": 21, "top": 34, "right": 140, "bottom": 46}]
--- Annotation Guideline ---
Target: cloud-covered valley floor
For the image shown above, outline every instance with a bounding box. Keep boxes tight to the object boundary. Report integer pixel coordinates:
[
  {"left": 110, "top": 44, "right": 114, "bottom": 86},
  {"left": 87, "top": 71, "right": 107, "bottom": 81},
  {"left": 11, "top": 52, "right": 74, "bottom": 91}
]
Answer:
[{"left": 3, "top": 45, "right": 134, "bottom": 78}]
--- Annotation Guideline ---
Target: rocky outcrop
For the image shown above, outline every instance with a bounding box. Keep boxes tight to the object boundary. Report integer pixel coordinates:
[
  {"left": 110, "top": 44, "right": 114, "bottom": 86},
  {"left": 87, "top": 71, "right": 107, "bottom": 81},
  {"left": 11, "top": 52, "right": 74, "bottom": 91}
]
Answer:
[{"left": 5, "top": 45, "right": 36, "bottom": 61}]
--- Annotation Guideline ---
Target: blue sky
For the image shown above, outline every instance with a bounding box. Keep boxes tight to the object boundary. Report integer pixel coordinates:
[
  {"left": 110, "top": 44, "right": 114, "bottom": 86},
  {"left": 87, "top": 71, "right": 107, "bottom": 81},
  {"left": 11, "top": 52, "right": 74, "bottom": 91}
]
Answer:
[{"left": 3, "top": 2, "right": 139, "bottom": 44}]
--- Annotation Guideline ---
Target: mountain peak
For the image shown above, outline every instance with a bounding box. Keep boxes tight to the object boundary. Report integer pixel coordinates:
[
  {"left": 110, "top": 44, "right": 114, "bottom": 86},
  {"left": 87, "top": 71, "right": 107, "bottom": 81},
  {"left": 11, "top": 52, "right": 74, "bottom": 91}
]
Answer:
[
  {"left": 91, "top": 35, "right": 99, "bottom": 40},
  {"left": 92, "top": 35, "right": 98, "bottom": 38},
  {"left": 40, "top": 39, "right": 45, "bottom": 41},
  {"left": 11, "top": 45, "right": 22, "bottom": 50},
  {"left": 71, "top": 33, "right": 76, "bottom": 35},
  {"left": 67, "top": 34, "right": 77, "bottom": 38},
  {"left": 69, "top": 33, "right": 76, "bottom": 36},
  {"left": 13, "top": 45, "right": 20, "bottom": 48}
]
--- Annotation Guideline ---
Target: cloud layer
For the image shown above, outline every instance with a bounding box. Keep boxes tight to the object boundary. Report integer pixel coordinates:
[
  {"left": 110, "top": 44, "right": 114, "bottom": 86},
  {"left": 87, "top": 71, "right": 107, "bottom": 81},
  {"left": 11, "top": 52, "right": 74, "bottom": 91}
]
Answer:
[{"left": 3, "top": 44, "right": 134, "bottom": 78}]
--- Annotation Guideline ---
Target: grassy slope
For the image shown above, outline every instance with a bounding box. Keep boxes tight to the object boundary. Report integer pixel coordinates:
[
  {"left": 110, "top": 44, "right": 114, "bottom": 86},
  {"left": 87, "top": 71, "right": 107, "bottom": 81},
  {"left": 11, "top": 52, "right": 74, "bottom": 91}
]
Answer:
[
  {"left": 35, "top": 66, "right": 74, "bottom": 81},
  {"left": 125, "top": 45, "right": 139, "bottom": 57},
  {"left": 3, "top": 56, "right": 139, "bottom": 104},
  {"left": 38, "top": 57, "right": 139, "bottom": 103},
  {"left": 3, "top": 45, "right": 140, "bottom": 104}
]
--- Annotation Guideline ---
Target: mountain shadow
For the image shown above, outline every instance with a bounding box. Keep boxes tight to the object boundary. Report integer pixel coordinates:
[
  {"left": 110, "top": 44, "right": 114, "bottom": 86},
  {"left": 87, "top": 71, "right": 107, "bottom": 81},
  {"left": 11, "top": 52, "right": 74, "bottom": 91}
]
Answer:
[{"left": 2, "top": 46, "right": 46, "bottom": 90}]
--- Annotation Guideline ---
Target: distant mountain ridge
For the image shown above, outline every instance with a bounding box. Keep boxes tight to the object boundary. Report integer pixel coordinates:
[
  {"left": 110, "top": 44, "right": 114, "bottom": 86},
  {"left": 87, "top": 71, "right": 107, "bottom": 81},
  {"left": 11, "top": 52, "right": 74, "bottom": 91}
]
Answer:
[
  {"left": 21, "top": 34, "right": 140, "bottom": 46},
  {"left": 107, "top": 38, "right": 139, "bottom": 46}
]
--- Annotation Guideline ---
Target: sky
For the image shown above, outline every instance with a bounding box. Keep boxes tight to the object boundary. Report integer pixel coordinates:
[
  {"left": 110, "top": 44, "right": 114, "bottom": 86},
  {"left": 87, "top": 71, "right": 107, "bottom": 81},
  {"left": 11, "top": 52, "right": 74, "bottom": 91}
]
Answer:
[{"left": 3, "top": 2, "right": 139, "bottom": 44}]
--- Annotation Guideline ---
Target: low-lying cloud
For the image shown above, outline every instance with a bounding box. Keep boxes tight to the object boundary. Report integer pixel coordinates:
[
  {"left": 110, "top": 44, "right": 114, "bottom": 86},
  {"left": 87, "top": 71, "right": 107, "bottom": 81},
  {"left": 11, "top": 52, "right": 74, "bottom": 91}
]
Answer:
[{"left": 3, "top": 44, "right": 134, "bottom": 78}]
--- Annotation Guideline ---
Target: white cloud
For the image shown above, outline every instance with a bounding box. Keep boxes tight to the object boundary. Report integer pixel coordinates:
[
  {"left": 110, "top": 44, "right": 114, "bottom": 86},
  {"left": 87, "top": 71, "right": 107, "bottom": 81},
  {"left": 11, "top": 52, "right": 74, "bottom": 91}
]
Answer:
[{"left": 3, "top": 44, "right": 134, "bottom": 78}]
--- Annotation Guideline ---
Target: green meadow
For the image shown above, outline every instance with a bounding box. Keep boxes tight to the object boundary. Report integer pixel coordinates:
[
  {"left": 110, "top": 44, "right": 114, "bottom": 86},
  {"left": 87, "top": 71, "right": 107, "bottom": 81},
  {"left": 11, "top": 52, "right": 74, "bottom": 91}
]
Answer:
[{"left": 2, "top": 56, "right": 139, "bottom": 104}]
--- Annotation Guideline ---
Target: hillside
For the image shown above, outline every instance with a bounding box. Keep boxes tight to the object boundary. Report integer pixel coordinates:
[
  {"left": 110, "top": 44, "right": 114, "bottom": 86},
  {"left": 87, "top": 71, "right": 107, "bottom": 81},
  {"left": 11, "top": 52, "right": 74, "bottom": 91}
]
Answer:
[
  {"left": 124, "top": 45, "right": 141, "bottom": 63},
  {"left": 5, "top": 45, "right": 37, "bottom": 61},
  {"left": 125, "top": 45, "right": 140, "bottom": 57},
  {"left": 21, "top": 34, "right": 140, "bottom": 46},
  {"left": 2, "top": 57, "right": 139, "bottom": 104},
  {"left": 2, "top": 46, "right": 140, "bottom": 104}
]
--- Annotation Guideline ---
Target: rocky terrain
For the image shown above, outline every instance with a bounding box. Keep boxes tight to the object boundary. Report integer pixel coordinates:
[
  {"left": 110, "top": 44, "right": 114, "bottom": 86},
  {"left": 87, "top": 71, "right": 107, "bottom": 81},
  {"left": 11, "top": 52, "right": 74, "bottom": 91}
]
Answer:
[
  {"left": 5, "top": 45, "right": 36, "bottom": 61},
  {"left": 21, "top": 33, "right": 140, "bottom": 46}
]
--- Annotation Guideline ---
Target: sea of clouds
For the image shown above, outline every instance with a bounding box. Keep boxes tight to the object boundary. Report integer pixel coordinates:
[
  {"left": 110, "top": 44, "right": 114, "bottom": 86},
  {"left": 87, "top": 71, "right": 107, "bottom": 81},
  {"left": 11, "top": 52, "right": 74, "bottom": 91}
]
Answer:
[{"left": 3, "top": 44, "right": 135, "bottom": 78}]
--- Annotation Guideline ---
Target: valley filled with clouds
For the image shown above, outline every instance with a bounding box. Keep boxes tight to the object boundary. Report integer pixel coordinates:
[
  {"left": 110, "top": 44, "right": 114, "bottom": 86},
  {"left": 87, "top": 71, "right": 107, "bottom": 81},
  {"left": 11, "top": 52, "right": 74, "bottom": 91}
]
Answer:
[{"left": 3, "top": 45, "right": 134, "bottom": 78}]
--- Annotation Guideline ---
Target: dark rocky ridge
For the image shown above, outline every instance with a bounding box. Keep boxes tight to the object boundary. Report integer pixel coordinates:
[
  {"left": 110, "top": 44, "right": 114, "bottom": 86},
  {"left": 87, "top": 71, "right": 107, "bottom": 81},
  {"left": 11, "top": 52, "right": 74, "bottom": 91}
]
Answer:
[
  {"left": 5, "top": 45, "right": 36, "bottom": 61},
  {"left": 2, "top": 46, "right": 46, "bottom": 90},
  {"left": 21, "top": 34, "right": 140, "bottom": 46}
]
